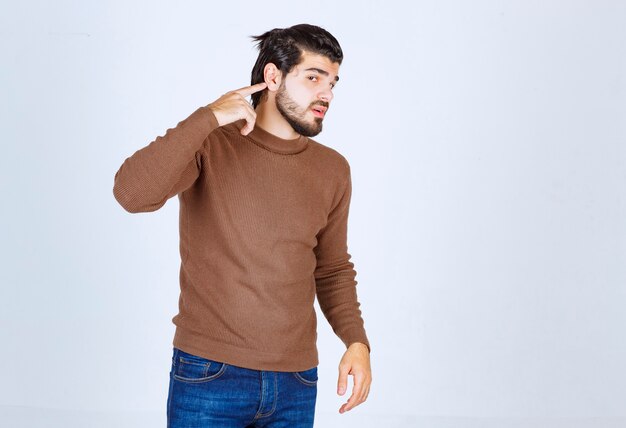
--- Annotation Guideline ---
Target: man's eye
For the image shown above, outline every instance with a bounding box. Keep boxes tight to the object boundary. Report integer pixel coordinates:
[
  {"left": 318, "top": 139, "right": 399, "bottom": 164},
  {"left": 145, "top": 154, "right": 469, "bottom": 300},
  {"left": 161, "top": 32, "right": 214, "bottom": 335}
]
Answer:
[{"left": 308, "top": 75, "right": 335, "bottom": 89}]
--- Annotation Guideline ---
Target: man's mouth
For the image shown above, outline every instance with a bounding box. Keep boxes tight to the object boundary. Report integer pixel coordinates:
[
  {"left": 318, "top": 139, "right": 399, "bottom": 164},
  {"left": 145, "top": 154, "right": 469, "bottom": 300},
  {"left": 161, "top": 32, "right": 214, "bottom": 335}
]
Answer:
[{"left": 311, "top": 105, "right": 327, "bottom": 118}]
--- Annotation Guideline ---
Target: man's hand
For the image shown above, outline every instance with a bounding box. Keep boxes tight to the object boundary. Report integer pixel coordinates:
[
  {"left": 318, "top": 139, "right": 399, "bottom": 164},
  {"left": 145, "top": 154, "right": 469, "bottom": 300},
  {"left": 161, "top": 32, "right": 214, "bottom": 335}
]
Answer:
[
  {"left": 207, "top": 82, "right": 267, "bottom": 136},
  {"left": 337, "top": 342, "right": 371, "bottom": 414}
]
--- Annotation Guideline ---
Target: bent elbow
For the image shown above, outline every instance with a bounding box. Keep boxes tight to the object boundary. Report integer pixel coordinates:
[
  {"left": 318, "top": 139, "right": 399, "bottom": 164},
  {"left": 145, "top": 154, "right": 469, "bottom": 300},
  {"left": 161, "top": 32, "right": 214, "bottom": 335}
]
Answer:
[{"left": 112, "top": 183, "right": 164, "bottom": 214}]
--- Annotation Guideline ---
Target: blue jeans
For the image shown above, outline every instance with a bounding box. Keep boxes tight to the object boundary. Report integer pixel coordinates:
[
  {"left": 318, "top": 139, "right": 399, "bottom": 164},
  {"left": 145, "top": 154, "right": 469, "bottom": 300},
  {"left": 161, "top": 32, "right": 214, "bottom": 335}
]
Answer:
[{"left": 167, "top": 347, "right": 318, "bottom": 427}]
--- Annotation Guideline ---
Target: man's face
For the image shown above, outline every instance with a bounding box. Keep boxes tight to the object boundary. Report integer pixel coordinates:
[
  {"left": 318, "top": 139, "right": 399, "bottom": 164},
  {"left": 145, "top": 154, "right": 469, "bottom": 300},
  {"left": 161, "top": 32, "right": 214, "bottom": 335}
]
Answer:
[{"left": 274, "top": 51, "right": 340, "bottom": 137}]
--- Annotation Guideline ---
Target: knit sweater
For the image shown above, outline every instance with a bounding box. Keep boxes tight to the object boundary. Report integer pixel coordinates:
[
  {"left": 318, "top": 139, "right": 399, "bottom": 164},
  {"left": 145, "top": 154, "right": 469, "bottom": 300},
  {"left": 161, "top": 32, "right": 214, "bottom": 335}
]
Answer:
[{"left": 113, "top": 105, "right": 370, "bottom": 371}]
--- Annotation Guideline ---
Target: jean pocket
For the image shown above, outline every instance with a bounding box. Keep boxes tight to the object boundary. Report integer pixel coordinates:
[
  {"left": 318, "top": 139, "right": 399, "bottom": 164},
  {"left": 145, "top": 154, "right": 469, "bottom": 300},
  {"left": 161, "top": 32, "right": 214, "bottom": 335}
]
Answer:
[
  {"left": 293, "top": 366, "right": 318, "bottom": 386},
  {"left": 172, "top": 348, "right": 227, "bottom": 383}
]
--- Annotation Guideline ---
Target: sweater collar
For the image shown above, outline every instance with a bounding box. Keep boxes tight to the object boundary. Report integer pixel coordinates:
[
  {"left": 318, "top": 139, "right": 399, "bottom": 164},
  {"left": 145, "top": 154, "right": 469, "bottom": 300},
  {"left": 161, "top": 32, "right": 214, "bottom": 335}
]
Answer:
[{"left": 234, "top": 119, "right": 309, "bottom": 154}]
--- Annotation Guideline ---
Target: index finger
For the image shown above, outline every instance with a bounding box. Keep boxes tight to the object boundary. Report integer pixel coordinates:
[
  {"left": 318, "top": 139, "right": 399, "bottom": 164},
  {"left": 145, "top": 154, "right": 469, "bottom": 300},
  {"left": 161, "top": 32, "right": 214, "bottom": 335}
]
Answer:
[{"left": 233, "top": 82, "right": 268, "bottom": 97}]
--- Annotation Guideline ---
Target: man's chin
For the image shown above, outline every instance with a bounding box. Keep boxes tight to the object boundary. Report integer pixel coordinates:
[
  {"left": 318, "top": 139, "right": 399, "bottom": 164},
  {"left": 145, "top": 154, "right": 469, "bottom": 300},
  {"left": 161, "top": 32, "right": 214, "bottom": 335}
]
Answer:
[
  {"left": 306, "top": 118, "right": 324, "bottom": 136},
  {"left": 302, "top": 125, "right": 322, "bottom": 137},
  {"left": 288, "top": 119, "right": 322, "bottom": 138}
]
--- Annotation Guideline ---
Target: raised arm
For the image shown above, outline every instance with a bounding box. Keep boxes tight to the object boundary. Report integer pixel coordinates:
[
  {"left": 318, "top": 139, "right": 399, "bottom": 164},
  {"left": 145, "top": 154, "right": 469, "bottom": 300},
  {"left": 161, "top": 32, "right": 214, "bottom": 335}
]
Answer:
[{"left": 112, "top": 82, "right": 267, "bottom": 213}]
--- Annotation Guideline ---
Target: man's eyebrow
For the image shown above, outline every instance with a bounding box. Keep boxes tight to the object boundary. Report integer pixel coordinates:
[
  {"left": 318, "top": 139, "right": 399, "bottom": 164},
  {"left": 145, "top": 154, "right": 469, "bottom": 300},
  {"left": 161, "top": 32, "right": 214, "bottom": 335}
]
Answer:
[{"left": 304, "top": 67, "right": 339, "bottom": 82}]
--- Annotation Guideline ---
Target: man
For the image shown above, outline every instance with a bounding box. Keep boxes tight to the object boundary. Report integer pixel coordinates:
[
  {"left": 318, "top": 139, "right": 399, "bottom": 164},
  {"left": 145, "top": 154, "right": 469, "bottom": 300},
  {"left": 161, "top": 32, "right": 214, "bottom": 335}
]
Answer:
[{"left": 113, "top": 23, "right": 371, "bottom": 427}]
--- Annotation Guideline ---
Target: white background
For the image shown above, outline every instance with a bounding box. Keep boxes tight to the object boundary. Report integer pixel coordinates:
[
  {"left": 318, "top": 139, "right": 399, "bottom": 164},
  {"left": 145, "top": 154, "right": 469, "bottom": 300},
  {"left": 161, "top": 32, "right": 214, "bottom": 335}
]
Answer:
[{"left": 1, "top": 1, "right": 625, "bottom": 427}]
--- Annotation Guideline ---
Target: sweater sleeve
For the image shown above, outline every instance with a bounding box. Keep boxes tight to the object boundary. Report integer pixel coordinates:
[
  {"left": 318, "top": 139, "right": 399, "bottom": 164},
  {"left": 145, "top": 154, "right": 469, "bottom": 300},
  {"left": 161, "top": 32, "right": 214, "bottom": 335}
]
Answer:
[
  {"left": 314, "top": 162, "right": 371, "bottom": 353},
  {"left": 113, "top": 105, "right": 220, "bottom": 213}
]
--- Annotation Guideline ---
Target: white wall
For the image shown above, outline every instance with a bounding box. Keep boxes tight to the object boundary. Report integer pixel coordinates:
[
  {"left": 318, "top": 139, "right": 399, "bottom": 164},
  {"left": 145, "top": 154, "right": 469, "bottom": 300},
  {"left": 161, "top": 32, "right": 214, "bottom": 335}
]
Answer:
[{"left": 1, "top": 0, "right": 625, "bottom": 426}]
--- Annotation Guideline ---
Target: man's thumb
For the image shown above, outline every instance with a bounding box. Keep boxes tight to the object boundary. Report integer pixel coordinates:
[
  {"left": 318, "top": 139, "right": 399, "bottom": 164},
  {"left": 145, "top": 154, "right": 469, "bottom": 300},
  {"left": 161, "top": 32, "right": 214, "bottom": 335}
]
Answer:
[{"left": 337, "top": 366, "right": 349, "bottom": 395}]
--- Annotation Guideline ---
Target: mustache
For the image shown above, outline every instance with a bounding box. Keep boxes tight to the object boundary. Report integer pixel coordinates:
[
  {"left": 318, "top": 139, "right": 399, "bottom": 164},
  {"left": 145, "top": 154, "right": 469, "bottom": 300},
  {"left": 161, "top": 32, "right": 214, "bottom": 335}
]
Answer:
[{"left": 311, "top": 101, "right": 329, "bottom": 109}]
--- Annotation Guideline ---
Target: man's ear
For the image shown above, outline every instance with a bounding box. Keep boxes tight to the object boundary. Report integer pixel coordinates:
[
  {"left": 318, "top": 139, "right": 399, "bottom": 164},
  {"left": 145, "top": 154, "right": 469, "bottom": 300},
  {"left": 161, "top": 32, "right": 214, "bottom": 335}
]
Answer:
[{"left": 263, "top": 63, "right": 282, "bottom": 91}]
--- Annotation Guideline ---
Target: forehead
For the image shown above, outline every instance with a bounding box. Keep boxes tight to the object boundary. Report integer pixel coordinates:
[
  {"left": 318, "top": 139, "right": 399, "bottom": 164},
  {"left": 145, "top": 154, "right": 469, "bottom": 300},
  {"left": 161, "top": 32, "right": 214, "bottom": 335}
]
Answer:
[{"left": 291, "top": 50, "right": 340, "bottom": 76}]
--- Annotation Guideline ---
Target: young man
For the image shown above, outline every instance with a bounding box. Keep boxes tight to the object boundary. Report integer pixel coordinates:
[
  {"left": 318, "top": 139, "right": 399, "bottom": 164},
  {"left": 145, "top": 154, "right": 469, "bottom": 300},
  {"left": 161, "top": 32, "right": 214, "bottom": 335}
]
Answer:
[{"left": 113, "top": 23, "right": 371, "bottom": 427}]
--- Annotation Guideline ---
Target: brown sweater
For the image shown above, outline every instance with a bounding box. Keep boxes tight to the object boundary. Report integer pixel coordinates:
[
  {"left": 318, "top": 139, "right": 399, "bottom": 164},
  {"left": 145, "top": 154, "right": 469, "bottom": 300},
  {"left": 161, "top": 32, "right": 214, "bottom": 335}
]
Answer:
[{"left": 113, "top": 105, "right": 370, "bottom": 371}]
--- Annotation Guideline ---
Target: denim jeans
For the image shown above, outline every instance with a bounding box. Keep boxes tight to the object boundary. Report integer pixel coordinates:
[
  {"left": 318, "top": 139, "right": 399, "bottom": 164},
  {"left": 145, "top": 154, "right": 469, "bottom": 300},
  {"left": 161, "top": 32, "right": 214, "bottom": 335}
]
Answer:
[{"left": 167, "top": 347, "right": 318, "bottom": 427}]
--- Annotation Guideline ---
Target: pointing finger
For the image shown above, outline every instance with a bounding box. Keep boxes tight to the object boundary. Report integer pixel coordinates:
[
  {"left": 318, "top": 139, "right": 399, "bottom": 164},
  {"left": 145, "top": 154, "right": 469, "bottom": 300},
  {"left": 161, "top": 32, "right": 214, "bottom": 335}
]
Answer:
[{"left": 234, "top": 82, "right": 268, "bottom": 97}]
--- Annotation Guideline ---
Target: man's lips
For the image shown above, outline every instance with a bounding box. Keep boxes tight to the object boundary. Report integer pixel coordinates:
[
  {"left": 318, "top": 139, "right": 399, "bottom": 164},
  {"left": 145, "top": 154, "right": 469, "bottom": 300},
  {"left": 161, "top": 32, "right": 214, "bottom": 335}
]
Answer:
[{"left": 311, "top": 105, "right": 327, "bottom": 117}]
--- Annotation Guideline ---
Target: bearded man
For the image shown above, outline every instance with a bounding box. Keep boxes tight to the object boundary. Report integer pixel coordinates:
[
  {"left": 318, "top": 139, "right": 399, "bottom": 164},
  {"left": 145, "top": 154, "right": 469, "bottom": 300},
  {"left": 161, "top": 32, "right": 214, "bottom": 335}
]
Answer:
[{"left": 113, "top": 23, "right": 371, "bottom": 427}]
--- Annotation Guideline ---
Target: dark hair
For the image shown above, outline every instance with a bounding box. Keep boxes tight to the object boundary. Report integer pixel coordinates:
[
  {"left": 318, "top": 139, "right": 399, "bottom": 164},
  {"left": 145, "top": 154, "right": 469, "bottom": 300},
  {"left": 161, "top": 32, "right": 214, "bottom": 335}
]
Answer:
[{"left": 249, "top": 24, "right": 343, "bottom": 109}]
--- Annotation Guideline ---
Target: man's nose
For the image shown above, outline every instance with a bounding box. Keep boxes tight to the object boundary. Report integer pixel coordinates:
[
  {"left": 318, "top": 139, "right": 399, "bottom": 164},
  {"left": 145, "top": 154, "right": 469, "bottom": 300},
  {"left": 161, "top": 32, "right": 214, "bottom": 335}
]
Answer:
[{"left": 318, "top": 89, "right": 333, "bottom": 103}]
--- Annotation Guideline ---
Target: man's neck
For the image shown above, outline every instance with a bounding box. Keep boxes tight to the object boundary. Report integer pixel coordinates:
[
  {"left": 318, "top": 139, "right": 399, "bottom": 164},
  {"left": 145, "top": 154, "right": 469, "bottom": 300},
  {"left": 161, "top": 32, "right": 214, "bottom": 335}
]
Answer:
[{"left": 254, "top": 101, "right": 301, "bottom": 140}]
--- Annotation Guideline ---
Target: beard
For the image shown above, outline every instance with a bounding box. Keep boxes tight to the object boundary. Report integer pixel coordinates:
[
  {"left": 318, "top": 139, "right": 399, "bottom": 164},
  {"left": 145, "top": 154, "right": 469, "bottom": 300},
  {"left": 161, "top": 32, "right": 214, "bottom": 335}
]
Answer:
[{"left": 275, "top": 81, "right": 326, "bottom": 137}]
